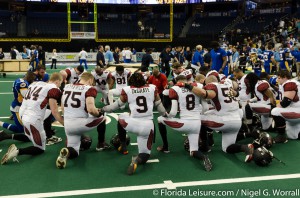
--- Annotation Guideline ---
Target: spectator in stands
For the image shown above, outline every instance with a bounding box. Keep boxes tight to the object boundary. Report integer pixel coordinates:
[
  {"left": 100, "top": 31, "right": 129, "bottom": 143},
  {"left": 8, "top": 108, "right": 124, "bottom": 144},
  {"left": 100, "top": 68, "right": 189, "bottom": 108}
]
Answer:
[
  {"left": 13, "top": 46, "right": 20, "bottom": 59},
  {"left": 79, "top": 47, "right": 88, "bottom": 70},
  {"left": 140, "top": 48, "right": 154, "bottom": 72},
  {"left": 113, "top": 47, "right": 120, "bottom": 64},
  {"left": 51, "top": 49, "right": 57, "bottom": 69},
  {"left": 104, "top": 45, "right": 114, "bottom": 65},
  {"left": 96, "top": 45, "right": 105, "bottom": 68},
  {"left": 291, "top": 46, "right": 300, "bottom": 80},
  {"left": 33, "top": 28, "right": 39, "bottom": 36},
  {"left": 191, "top": 45, "right": 204, "bottom": 72},
  {"left": 210, "top": 41, "right": 227, "bottom": 73},
  {"left": 10, "top": 47, "right": 16, "bottom": 59},
  {"left": 159, "top": 45, "right": 174, "bottom": 78}
]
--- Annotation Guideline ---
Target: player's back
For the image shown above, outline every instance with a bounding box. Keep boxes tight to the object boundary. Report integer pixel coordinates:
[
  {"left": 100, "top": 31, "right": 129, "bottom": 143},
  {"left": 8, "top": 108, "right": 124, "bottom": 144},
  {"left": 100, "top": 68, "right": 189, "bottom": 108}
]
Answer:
[
  {"left": 170, "top": 83, "right": 201, "bottom": 119},
  {"left": 111, "top": 69, "right": 131, "bottom": 89},
  {"left": 62, "top": 84, "right": 96, "bottom": 119},
  {"left": 21, "top": 81, "right": 60, "bottom": 118},
  {"left": 123, "top": 84, "right": 156, "bottom": 119},
  {"left": 91, "top": 70, "right": 111, "bottom": 89},
  {"left": 238, "top": 74, "right": 251, "bottom": 101},
  {"left": 255, "top": 80, "right": 274, "bottom": 104},
  {"left": 204, "top": 82, "right": 239, "bottom": 114},
  {"left": 263, "top": 50, "right": 273, "bottom": 63},
  {"left": 280, "top": 80, "right": 300, "bottom": 107}
]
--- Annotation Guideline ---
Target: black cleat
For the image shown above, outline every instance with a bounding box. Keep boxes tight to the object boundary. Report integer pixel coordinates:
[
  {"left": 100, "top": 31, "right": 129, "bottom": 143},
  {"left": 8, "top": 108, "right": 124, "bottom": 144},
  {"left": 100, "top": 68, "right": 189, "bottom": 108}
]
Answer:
[
  {"left": 0, "top": 130, "right": 10, "bottom": 142},
  {"left": 273, "top": 134, "right": 288, "bottom": 144}
]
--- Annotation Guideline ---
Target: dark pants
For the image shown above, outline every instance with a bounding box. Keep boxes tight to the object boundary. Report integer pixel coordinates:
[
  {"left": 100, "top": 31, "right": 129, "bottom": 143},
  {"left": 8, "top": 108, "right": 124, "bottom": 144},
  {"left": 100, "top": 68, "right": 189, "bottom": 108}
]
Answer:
[
  {"left": 51, "top": 59, "right": 57, "bottom": 69},
  {"left": 161, "top": 61, "right": 170, "bottom": 78}
]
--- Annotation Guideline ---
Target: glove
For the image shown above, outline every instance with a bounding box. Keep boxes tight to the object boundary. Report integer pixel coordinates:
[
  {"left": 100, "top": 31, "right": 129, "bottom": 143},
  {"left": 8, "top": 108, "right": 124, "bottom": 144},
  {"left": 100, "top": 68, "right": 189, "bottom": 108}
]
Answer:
[{"left": 184, "top": 83, "right": 194, "bottom": 91}]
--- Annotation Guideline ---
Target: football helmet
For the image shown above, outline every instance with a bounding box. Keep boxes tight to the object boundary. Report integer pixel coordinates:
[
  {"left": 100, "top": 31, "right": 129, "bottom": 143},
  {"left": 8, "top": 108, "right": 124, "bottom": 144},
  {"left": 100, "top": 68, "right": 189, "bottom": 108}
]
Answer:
[
  {"left": 80, "top": 135, "right": 92, "bottom": 151},
  {"left": 253, "top": 147, "right": 273, "bottom": 166},
  {"left": 110, "top": 133, "right": 130, "bottom": 149}
]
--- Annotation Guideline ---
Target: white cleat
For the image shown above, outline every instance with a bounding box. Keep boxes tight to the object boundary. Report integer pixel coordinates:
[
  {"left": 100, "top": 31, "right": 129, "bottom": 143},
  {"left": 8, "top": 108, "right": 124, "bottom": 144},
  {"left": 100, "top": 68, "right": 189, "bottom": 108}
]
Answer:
[{"left": 1, "top": 144, "right": 19, "bottom": 165}]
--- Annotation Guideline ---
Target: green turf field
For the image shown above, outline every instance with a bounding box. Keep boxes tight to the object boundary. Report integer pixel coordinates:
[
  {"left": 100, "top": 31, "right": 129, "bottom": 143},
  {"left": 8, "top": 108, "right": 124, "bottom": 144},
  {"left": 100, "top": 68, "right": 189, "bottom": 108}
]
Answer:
[{"left": 0, "top": 69, "right": 300, "bottom": 198}]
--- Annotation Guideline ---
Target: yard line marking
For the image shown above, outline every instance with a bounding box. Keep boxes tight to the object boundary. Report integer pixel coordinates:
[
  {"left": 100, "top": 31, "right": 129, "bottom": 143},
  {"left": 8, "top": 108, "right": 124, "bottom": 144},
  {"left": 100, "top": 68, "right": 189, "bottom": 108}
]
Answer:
[
  {"left": 3, "top": 173, "right": 300, "bottom": 198},
  {"left": 0, "top": 149, "right": 2, "bottom": 153},
  {"left": 130, "top": 143, "right": 138, "bottom": 146},
  {"left": 0, "top": 81, "right": 14, "bottom": 83},
  {"left": 0, "top": 93, "right": 12, "bottom": 94},
  {"left": 0, "top": 117, "right": 10, "bottom": 119},
  {"left": 164, "top": 180, "right": 176, "bottom": 190},
  {"left": 146, "top": 159, "right": 159, "bottom": 163}
]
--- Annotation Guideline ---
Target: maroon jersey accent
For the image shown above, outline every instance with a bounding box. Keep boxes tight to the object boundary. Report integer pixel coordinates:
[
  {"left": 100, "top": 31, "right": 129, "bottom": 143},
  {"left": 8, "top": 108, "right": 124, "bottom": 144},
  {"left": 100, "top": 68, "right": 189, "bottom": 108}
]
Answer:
[
  {"left": 119, "top": 119, "right": 128, "bottom": 128},
  {"left": 121, "top": 89, "right": 128, "bottom": 102},
  {"left": 107, "top": 73, "right": 112, "bottom": 79},
  {"left": 281, "top": 112, "right": 300, "bottom": 119},
  {"left": 40, "top": 98, "right": 49, "bottom": 109},
  {"left": 24, "top": 127, "right": 30, "bottom": 136},
  {"left": 65, "top": 69, "right": 71, "bottom": 81},
  {"left": 85, "top": 87, "right": 97, "bottom": 98},
  {"left": 201, "top": 120, "right": 224, "bottom": 128},
  {"left": 147, "top": 129, "right": 154, "bottom": 150},
  {"left": 30, "top": 124, "right": 42, "bottom": 146},
  {"left": 169, "top": 88, "right": 178, "bottom": 100},
  {"left": 204, "top": 84, "right": 221, "bottom": 111},
  {"left": 85, "top": 117, "right": 104, "bottom": 127},
  {"left": 48, "top": 88, "right": 62, "bottom": 100},
  {"left": 257, "top": 82, "right": 269, "bottom": 93},
  {"left": 186, "top": 74, "right": 192, "bottom": 80},
  {"left": 252, "top": 107, "right": 271, "bottom": 114},
  {"left": 283, "top": 82, "right": 297, "bottom": 92},
  {"left": 164, "top": 120, "right": 184, "bottom": 128}
]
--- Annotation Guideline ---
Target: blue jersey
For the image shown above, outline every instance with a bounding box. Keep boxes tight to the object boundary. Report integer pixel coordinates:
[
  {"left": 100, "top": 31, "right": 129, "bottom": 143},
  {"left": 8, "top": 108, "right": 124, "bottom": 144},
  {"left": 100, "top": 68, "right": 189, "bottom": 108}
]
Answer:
[
  {"left": 263, "top": 50, "right": 274, "bottom": 64},
  {"left": 269, "top": 75, "right": 277, "bottom": 86},
  {"left": 226, "top": 50, "right": 232, "bottom": 64},
  {"left": 210, "top": 48, "right": 227, "bottom": 71},
  {"left": 279, "top": 48, "right": 292, "bottom": 70},
  {"left": 11, "top": 78, "right": 29, "bottom": 109}
]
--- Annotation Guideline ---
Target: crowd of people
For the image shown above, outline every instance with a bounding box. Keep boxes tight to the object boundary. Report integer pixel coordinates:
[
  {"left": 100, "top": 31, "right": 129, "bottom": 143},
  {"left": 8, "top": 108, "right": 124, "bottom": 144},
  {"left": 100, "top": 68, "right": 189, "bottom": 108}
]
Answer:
[{"left": 0, "top": 39, "right": 300, "bottom": 175}]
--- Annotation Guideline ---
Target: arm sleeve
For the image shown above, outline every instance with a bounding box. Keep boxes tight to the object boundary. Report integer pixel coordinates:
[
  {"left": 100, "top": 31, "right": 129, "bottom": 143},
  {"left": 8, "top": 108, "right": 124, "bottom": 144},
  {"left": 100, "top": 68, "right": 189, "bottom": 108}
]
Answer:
[
  {"left": 48, "top": 88, "right": 62, "bottom": 100},
  {"left": 85, "top": 87, "right": 97, "bottom": 98},
  {"left": 257, "top": 82, "right": 270, "bottom": 93},
  {"left": 169, "top": 88, "right": 178, "bottom": 100},
  {"left": 283, "top": 82, "right": 297, "bottom": 92}
]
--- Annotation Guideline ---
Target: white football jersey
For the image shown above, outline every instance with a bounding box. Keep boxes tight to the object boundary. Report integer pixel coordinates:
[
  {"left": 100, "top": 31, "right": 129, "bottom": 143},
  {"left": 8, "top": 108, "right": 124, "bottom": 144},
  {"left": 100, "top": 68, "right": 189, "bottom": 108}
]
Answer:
[
  {"left": 111, "top": 69, "right": 131, "bottom": 90},
  {"left": 255, "top": 80, "right": 274, "bottom": 104},
  {"left": 204, "top": 82, "right": 239, "bottom": 114},
  {"left": 122, "top": 84, "right": 156, "bottom": 119},
  {"left": 65, "top": 68, "right": 84, "bottom": 84},
  {"left": 62, "top": 84, "right": 97, "bottom": 119},
  {"left": 91, "top": 70, "right": 112, "bottom": 90},
  {"left": 279, "top": 80, "right": 300, "bottom": 107},
  {"left": 20, "top": 81, "right": 61, "bottom": 119},
  {"left": 169, "top": 82, "right": 201, "bottom": 119},
  {"left": 238, "top": 74, "right": 251, "bottom": 101},
  {"left": 173, "top": 69, "right": 194, "bottom": 82}
]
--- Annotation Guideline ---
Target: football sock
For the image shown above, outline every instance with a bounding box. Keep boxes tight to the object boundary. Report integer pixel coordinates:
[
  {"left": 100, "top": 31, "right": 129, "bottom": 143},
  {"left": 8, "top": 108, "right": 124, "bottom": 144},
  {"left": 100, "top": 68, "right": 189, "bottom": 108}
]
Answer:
[
  {"left": 67, "top": 147, "right": 78, "bottom": 159},
  {"left": 136, "top": 153, "right": 150, "bottom": 164},
  {"left": 158, "top": 123, "right": 168, "bottom": 149},
  {"left": 117, "top": 121, "right": 127, "bottom": 143},
  {"left": 191, "top": 150, "right": 205, "bottom": 160},
  {"left": 226, "top": 144, "right": 242, "bottom": 154},
  {"left": 18, "top": 146, "right": 44, "bottom": 156},
  {"left": 2, "top": 122, "right": 22, "bottom": 133},
  {"left": 97, "top": 121, "right": 106, "bottom": 143},
  {"left": 13, "top": 134, "right": 30, "bottom": 142}
]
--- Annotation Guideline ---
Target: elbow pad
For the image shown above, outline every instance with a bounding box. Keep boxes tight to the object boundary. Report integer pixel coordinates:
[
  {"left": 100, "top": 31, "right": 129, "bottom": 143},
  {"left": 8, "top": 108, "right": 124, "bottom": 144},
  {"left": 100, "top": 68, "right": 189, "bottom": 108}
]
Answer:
[
  {"left": 280, "top": 97, "right": 292, "bottom": 108},
  {"left": 154, "top": 99, "right": 166, "bottom": 116}
]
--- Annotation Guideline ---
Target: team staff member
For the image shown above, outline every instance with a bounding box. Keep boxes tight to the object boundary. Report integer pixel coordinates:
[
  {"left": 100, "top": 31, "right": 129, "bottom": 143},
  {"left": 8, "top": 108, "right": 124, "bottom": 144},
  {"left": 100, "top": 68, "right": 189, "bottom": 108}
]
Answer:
[
  {"left": 113, "top": 47, "right": 120, "bottom": 64},
  {"left": 148, "top": 69, "right": 168, "bottom": 100},
  {"left": 140, "top": 48, "right": 154, "bottom": 72},
  {"left": 210, "top": 41, "right": 227, "bottom": 74},
  {"left": 159, "top": 45, "right": 175, "bottom": 78},
  {"left": 191, "top": 45, "right": 205, "bottom": 71},
  {"left": 96, "top": 45, "right": 105, "bottom": 68}
]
